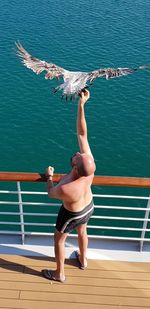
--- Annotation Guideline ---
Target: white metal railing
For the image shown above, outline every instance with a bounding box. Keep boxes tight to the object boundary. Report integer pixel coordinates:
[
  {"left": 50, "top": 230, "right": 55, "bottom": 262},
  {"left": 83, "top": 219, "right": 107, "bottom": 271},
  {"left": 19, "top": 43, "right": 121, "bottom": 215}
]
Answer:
[{"left": 0, "top": 181, "right": 150, "bottom": 251}]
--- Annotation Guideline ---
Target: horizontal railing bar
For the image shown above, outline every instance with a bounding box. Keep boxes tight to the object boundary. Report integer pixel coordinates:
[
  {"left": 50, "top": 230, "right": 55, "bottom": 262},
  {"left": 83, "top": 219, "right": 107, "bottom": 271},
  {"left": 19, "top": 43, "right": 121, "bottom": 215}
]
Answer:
[
  {"left": 1, "top": 230, "right": 150, "bottom": 241},
  {"left": 94, "top": 205, "right": 148, "bottom": 211},
  {"left": 1, "top": 219, "right": 150, "bottom": 228},
  {"left": 87, "top": 225, "right": 150, "bottom": 231},
  {"left": 1, "top": 190, "right": 149, "bottom": 200},
  {"left": 86, "top": 235, "right": 150, "bottom": 241},
  {"left": 0, "top": 231, "right": 54, "bottom": 236},
  {"left": 0, "top": 190, "right": 47, "bottom": 195},
  {"left": 0, "top": 212, "right": 57, "bottom": 216},
  {"left": 92, "top": 215, "right": 149, "bottom": 221},
  {"left": 0, "top": 196, "right": 150, "bottom": 205},
  {"left": 0, "top": 222, "right": 19, "bottom": 225},
  {"left": 0, "top": 201, "right": 148, "bottom": 211},
  {"left": 0, "top": 216, "right": 148, "bottom": 231},
  {"left": 0, "top": 172, "right": 150, "bottom": 187},
  {"left": 0, "top": 212, "right": 148, "bottom": 221},
  {"left": 0, "top": 201, "right": 61, "bottom": 206},
  {"left": 0, "top": 222, "right": 55, "bottom": 226},
  {"left": 0, "top": 212, "right": 20, "bottom": 215},
  {"left": 93, "top": 194, "right": 150, "bottom": 200},
  {"left": 0, "top": 216, "right": 149, "bottom": 231},
  {"left": 0, "top": 202, "right": 149, "bottom": 212},
  {"left": 0, "top": 191, "right": 149, "bottom": 201},
  {"left": 0, "top": 214, "right": 149, "bottom": 221},
  {"left": 0, "top": 190, "right": 150, "bottom": 200}
]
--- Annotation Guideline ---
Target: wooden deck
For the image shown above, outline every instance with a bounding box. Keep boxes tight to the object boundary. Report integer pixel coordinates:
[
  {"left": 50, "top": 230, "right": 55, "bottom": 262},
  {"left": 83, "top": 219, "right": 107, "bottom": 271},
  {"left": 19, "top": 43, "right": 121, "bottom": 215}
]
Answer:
[{"left": 0, "top": 254, "right": 150, "bottom": 308}]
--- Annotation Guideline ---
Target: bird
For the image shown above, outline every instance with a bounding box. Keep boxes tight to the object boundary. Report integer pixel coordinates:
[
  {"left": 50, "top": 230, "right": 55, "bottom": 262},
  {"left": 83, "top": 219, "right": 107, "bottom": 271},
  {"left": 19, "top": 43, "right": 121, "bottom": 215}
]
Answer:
[{"left": 16, "top": 42, "right": 150, "bottom": 100}]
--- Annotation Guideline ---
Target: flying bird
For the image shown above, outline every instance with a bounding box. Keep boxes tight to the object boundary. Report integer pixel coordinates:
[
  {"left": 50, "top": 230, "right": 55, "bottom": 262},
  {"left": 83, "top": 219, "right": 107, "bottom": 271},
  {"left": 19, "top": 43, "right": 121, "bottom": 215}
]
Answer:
[{"left": 16, "top": 42, "right": 150, "bottom": 100}]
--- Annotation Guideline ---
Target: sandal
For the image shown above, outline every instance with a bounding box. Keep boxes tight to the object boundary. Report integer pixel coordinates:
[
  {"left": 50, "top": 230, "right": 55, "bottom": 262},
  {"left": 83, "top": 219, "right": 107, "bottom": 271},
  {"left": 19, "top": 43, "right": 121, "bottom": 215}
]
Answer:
[
  {"left": 42, "top": 269, "right": 66, "bottom": 283},
  {"left": 74, "top": 250, "right": 87, "bottom": 270}
]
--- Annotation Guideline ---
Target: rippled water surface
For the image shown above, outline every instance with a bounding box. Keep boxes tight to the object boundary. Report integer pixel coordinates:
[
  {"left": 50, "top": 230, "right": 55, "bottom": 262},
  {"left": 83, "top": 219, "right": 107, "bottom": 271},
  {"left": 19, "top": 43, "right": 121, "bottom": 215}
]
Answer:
[{"left": 0, "top": 0, "right": 150, "bottom": 178}]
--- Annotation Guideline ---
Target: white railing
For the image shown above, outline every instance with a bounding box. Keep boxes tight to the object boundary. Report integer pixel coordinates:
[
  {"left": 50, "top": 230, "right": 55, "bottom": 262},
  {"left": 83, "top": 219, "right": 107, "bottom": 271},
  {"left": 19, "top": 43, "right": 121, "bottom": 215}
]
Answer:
[{"left": 0, "top": 179, "right": 150, "bottom": 251}]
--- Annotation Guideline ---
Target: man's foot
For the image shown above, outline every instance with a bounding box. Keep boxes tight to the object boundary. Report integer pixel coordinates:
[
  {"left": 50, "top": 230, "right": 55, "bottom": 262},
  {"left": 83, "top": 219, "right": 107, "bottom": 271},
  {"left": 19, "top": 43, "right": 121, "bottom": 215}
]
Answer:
[
  {"left": 74, "top": 250, "right": 88, "bottom": 270},
  {"left": 41, "top": 269, "right": 66, "bottom": 283}
]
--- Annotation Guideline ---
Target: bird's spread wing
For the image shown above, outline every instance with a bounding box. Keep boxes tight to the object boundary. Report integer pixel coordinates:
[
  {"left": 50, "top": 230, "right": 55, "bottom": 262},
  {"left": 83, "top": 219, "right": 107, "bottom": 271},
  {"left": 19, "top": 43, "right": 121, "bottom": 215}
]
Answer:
[
  {"left": 87, "top": 66, "right": 150, "bottom": 82},
  {"left": 16, "top": 42, "right": 67, "bottom": 80},
  {"left": 16, "top": 42, "right": 150, "bottom": 98}
]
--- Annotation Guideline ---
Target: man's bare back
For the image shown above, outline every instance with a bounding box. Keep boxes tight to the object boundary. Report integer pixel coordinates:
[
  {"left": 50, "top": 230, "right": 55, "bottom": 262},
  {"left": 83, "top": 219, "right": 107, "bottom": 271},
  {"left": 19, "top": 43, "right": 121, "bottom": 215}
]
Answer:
[{"left": 55, "top": 171, "right": 94, "bottom": 212}]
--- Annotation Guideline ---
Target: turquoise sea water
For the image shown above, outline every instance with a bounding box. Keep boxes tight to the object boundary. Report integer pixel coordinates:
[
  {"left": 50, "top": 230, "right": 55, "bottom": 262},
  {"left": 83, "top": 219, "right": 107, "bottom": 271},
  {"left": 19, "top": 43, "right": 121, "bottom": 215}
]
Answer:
[
  {"left": 0, "top": 0, "right": 150, "bottom": 237},
  {"left": 0, "top": 0, "right": 150, "bottom": 178}
]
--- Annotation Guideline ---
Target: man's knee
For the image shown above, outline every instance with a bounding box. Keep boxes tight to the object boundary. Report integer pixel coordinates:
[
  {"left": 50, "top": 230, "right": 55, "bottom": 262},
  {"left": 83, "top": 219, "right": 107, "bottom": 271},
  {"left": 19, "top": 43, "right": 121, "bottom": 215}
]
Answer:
[
  {"left": 54, "top": 230, "right": 68, "bottom": 243},
  {"left": 76, "top": 224, "right": 87, "bottom": 236}
]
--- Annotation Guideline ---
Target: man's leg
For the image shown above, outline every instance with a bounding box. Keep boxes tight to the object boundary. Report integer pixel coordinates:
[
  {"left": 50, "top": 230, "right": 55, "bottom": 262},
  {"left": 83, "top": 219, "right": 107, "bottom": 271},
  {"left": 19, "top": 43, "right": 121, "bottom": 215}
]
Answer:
[
  {"left": 76, "top": 224, "right": 88, "bottom": 267},
  {"left": 53, "top": 230, "right": 68, "bottom": 280}
]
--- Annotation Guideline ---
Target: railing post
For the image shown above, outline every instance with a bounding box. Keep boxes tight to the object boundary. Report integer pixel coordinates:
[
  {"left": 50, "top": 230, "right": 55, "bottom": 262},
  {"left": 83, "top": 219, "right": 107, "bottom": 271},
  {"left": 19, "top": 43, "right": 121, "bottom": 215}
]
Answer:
[
  {"left": 140, "top": 196, "right": 150, "bottom": 252},
  {"left": 17, "top": 181, "right": 25, "bottom": 244}
]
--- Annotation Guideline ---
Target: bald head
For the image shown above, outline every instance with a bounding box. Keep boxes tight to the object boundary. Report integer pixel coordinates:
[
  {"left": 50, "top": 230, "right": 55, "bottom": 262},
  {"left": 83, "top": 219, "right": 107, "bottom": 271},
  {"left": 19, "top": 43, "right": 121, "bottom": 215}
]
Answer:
[{"left": 71, "top": 153, "right": 96, "bottom": 177}]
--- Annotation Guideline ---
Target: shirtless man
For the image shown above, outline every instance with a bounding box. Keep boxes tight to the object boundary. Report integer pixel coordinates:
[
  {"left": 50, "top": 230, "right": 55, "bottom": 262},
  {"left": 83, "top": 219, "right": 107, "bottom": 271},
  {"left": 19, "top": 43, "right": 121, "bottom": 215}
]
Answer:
[{"left": 42, "top": 89, "right": 96, "bottom": 282}]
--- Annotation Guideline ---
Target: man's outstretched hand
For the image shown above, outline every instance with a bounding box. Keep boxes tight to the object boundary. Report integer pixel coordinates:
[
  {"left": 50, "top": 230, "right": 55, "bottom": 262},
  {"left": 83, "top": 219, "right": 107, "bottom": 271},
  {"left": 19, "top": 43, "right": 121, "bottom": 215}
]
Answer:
[{"left": 79, "top": 89, "right": 90, "bottom": 104}]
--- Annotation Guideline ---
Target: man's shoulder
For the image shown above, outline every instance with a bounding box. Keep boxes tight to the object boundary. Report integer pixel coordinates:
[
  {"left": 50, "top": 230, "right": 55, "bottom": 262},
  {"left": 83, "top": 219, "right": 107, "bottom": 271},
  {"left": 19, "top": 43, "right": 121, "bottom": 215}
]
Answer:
[
  {"left": 60, "top": 180, "right": 84, "bottom": 203},
  {"left": 62, "top": 174, "right": 93, "bottom": 192}
]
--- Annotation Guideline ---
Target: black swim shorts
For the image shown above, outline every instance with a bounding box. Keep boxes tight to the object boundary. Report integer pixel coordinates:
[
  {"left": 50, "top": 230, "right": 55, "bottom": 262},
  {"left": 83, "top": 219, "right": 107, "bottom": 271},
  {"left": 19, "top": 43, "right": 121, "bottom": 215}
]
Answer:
[{"left": 56, "top": 200, "right": 94, "bottom": 233}]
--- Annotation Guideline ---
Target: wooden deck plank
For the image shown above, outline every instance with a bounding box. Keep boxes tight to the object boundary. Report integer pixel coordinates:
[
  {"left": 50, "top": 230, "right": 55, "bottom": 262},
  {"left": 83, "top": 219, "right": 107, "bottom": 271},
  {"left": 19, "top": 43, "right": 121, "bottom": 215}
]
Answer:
[
  {"left": 0, "top": 290, "right": 19, "bottom": 299},
  {"left": 1, "top": 263, "right": 150, "bottom": 281},
  {"left": 0, "top": 255, "right": 57, "bottom": 267},
  {"left": 24, "top": 266, "right": 150, "bottom": 280},
  {"left": 1, "top": 272, "right": 150, "bottom": 288},
  {"left": 0, "top": 299, "right": 146, "bottom": 309},
  {"left": 20, "top": 290, "right": 150, "bottom": 306},
  {"left": 0, "top": 280, "right": 150, "bottom": 297},
  {"left": 0, "top": 265, "right": 24, "bottom": 273},
  {"left": 1, "top": 255, "right": 150, "bottom": 271},
  {"left": 1, "top": 255, "right": 150, "bottom": 309}
]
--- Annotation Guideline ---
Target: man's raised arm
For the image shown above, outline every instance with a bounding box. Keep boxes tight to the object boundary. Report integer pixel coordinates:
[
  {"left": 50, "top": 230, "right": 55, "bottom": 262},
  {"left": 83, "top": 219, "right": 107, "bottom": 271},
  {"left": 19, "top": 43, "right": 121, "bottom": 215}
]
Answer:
[{"left": 77, "top": 90, "right": 93, "bottom": 157}]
